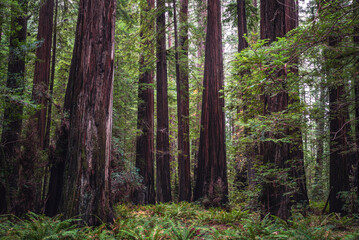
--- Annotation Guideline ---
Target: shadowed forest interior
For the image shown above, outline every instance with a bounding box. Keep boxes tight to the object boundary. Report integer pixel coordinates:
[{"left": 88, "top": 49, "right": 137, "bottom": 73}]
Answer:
[{"left": 0, "top": 0, "right": 359, "bottom": 238}]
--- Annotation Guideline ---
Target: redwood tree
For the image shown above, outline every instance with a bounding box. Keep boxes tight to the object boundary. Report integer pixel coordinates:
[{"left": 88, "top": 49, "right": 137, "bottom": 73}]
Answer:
[
  {"left": 156, "top": 0, "right": 172, "bottom": 203},
  {"left": 237, "top": 0, "right": 248, "bottom": 52},
  {"left": 135, "top": 0, "right": 156, "bottom": 205},
  {"left": 259, "top": 0, "right": 307, "bottom": 219},
  {"left": 355, "top": 0, "right": 359, "bottom": 201},
  {"left": 32, "top": 0, "right": 54, "bottom": 150},
  {"left": 0, "top": 0, "right": 27, "bottom": 214},
  {"left": 193, "top": 0, "right": 228, "bottom": 205},
  {"left": 56, "top": 0, "right": 116, "bottom": 225},
  {"left": 18, "top": 0, "right": 54, "bottom": 214},
  {"left": 174, "top": 0, "right": 191, "bottom": 201}
]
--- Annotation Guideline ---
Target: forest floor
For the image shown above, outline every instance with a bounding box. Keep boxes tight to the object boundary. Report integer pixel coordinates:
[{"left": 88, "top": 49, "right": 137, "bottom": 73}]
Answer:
[{"left": 1, "top": 202, "right": 359, "bottom": 239}]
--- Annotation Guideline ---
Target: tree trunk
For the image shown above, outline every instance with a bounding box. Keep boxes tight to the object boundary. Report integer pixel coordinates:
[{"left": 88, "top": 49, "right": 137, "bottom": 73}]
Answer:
[
  {"left": 235, "top": 0, "right": 250, "bottom": 189},
  {"left": 135, "top": 0, "right": 155, "bottom": 205},
  {"left": 237, "top": 0, "right": 248, "bottom": 52},
  {"left": 327, "top": 29, "right": 350, "bottom": 214},
  {"left": 354, "top": 0, "right": 359, "bottom": 205},
  {"left": 57, "top": 0, "right": 116, "bottom": 225},
  {"left": 193, "top": 0, "right": 228, "bottom": 206},
  {"left": 32, "top": 0, "right": 54, "bottom": 150},
  {"left": 259, "top": 0, "right": 307, "bottom": 220},
  {"left": 329, "top": 82, "right": 350, "bottom": 214},
  {"left": 17, "top": 0, "right": 54, "bottom": 214},
  {"left": 174, "top": 0, "right": 191, "bottom": 202},
  {"left": 0, "top": 0, "right": 27, "bottom": 214},
  {"left": 192, "top": 0, "right": 206, "bottom": 190},
  {"left": 156, "top": 0, "right": 172, "bottom": 203}
]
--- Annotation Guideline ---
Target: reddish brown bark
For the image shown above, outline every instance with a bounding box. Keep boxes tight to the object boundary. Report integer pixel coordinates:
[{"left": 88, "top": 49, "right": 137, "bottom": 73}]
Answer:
[
  {"left": 135, "top": 0, "right": 155, "bottom": 205},
  {"left": 329, "top": 83, "right": 350, "bottom": 214},
  {"left": 0, "top": 0, "right": 27, "bottom": 214},
  {"left": 259, "top": 0, "right": 307, "bottom": 219},
  {"left": 173, "top": 0, "right": 191, "bottom": 202},
  {"left": 45, "top": 0, "right": 58, "bottom": 150},
  {"left": 237, "top": 0, "right": 248, "bottom": 52},
  {"left": 156, "top": 0, "right": 172, "bottom": 203},
  {"left": 57, "top": 0, "right": 116, "bottom": 225},
  {"left": 44, "top": 0, "right": 59, "bottom": 216},
  {"left": 193, "top": 0, "right": 228, "bottom": 206},
  {"left": 33, "top": 0, "right": 54, "bottom": 150},
  {"left": 17, "top": 0, "right": 54, "bottom": 214}
]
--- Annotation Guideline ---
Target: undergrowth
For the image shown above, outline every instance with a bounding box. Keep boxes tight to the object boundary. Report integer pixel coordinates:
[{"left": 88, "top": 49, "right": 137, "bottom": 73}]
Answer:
[{"left": 1, "top": 202, "right": 358, "bottom": 239}]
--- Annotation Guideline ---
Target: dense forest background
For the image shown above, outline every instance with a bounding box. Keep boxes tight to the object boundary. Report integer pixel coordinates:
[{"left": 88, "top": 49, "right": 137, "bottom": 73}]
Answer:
[{"left": 0, "top": 0, "right": 358, "bottom": 233}]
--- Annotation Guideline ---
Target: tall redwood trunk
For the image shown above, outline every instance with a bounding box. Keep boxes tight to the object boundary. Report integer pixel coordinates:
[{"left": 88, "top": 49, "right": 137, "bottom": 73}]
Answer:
[
  {"left": 193, "top": 0, "right": 228, "bottom": 206},
  {"left": 156, "top": 0, "right": 172, "bottom": 203},
  {"left": 259, "top": 0, "right": 307, "bottom": 219},
  {"left": 323, "top": 0, "right": 352, "bottom": 215},
  {"left": 32, "top": 0, "right": 54, "bottom": 150},
  {"left": 235, "top": 0, "right": 251, "bottom": 189},
  {"left": 135, "top": 0, "right": 155, "bottom": 205},
  {"left": 45, "top": 0, "right": 58, "bottom": 150},
  {"left": 174, "top": 0, "right": 191, "bottom": 202},
  {"left": 56, "top": 0, "right": 116, "bottom": 225},
  {"left": 329, "top": 82, "right": 350, "bottom": 214},
  {"left": 237, "top": 0, "right": 248, "bottom": 52},
  {"left": 18, "top": 0, "right": 54, "bottom": 214},
  {"left": 354, "top": 0, "right": 359, "bottom": 204},
  {"left": 0, "top": 0, "right": 27, "bottom": 214},
  {"left": 327, "top": 29, "right": 350, "bottom": 214},
  {"left": 192, "top": 0, "right": 206, "bottom": 188}
]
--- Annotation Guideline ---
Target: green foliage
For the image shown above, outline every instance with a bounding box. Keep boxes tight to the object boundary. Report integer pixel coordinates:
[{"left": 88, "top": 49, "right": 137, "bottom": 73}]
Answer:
[
  {"left": 1, "top": 203, "right": 358, "bottom": 239},
  {"left": 0, "top": 212, "right": 81, "bottom": 239}
]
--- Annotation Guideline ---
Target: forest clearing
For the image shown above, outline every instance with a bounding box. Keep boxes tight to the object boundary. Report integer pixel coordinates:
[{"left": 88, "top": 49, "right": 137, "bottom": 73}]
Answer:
[{"left": 0, "top": 0, "right": 359, "bottom": 238}]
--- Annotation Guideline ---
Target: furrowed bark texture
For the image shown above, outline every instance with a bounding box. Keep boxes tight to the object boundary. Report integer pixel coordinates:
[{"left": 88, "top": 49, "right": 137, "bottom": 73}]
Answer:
[
  {"left": 0, "top": 0, "right": 27, "bottom": 214},
  {"left": 33, "top": 0, "right": 54, "bottom": 150},
  {"left": 175, "top": 0, "right": 191, "bottom": 202},
  {"left": 193, "top": 0, "right": 228, "bottom": 205},
  {"left": 59, "top": 0, "right": 116, "bottom": 225},
  {"left": 18, "top": 0, "right": 54, "bottom": 214},
  {"left": 259, "top": 0, "right": 307, "bottom": 220},
  {"left": 135, "top": 0, "right": 155, "bottom": 205},
  {"left": 45, "top": 0, "right": 58, "bottom": 150},
  {"left": 156, "top": 0, "right": 172, "bottom": 203},
  {"left": 237, "top": 0, "right": 248, "bottom": 51}
]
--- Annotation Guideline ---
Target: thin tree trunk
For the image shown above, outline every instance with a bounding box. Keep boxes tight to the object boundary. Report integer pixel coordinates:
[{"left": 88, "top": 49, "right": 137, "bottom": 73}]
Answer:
[
  {"left": 327, "top": 31, "right": 350, "bottom": 214},
  {"left": 237, "top": 0, "right": 248, "bottom": 52},
  {"left": 193, "top": 0, "right": 228, "bottom": 206},
  {"left": 329, "top": 82, "right": 350, "bottom": 214},
  {"left": 43, "top": 0, "right": 58, "bottom": 203},
  {"left": 156, "top": 0, "right": 172, "bottom": 203},
  {"left": 192, "top": 0, "right": 206, "bottom": 187},
  {"left": 32, "top": 0, "right": 54, "bottom": 150},
  {"left": 235, "top": 0, "right": 251, "bottom": 189},
  {"left": 0, "top": 0, "right": 27, "bottom": 214},
  {"left": 135, "top": 0, "right": 155, "bottom": 205},
  {"left": 174, "top": 0, "right": 191, "bottom": 202},
  {"left": 354, "top": 0, "right": 359, "bottom": 204},
  {"left": 18, "top": 0, "right": 54, "bottom": 214}
]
